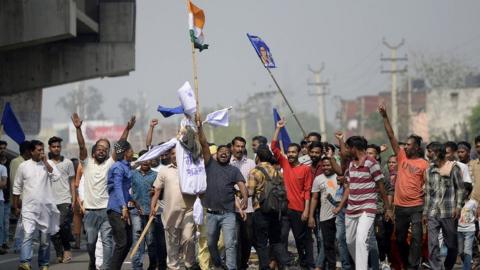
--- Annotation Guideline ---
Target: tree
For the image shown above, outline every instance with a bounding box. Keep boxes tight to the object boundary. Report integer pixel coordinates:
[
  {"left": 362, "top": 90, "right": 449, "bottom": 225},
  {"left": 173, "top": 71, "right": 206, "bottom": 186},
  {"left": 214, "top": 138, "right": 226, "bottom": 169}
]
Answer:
[
  {"left": 412, "top": 52, "right": 478, "bottom": 89},
  {"left": 118, "top": 92, "right": 148, "bottom": 131},
  {"left": 57, "top": 85, "right": 105, "bottom": 120},
  {"left": 469, "top": 104, "right": 480, "bottom": 138}
]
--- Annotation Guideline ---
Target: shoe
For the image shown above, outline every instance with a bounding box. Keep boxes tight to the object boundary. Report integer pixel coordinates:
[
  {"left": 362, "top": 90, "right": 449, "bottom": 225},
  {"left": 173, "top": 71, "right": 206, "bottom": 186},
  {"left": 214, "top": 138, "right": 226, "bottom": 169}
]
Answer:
[
  {"left": 17, "top": 263, "right": 31, "bottom": 270},
  {"left": 1, "top": 243, "right": 9, "bottom": 249},
  {"left": 57, "top": 256, "right": 63, "bottom": 263},
  {"left": 63, "top": 251, "right": 72, "bottom": 263},
  {"left": 0, "top": 248, "right": 7, "bottom": 255},
  {"left": 39, "top": 266, "right": 49, "bottom": 270}
]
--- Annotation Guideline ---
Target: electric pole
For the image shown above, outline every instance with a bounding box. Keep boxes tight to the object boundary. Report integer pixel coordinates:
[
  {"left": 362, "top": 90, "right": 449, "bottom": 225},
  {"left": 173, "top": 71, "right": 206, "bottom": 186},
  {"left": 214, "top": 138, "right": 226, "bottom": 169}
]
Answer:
[
  {"left": 381, "top": 38, "right": 407, "bottom": 136},
  {"left": 308, "top": 64, "right": 330, "bottom": 141}
]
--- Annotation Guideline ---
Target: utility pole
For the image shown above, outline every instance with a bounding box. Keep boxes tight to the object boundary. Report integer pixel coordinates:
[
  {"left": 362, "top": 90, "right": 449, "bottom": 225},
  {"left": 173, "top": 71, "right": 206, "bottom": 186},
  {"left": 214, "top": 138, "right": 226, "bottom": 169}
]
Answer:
[
  {"left": 381, "top": 38, "right": 407, "bottom": 136},
  {"left": 308, "top": 64, "right": 330, "bottom": 141}
]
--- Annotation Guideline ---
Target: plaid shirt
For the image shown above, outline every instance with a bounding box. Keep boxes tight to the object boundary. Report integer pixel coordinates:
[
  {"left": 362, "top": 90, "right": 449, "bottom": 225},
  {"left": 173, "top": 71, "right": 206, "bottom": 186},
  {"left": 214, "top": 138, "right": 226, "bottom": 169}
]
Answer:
[
  {"left": 424, "top": 161, "right": 464, "bottom": 218},
  {"left": 247, "top": 162, "right": 280, "bottom": 210}
]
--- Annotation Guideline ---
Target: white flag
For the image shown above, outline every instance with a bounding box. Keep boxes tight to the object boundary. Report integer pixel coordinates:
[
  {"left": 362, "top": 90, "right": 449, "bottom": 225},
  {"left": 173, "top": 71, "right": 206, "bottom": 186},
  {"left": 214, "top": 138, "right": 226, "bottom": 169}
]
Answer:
[
  {"left": 177, "top": 81, "right": 196, "bottom": 116},
  {"left": 203, "top": 107, "right": 232, "bottom": 127},
  {"left": 135, "top": 138, "right": 177, "bottom": 163}
]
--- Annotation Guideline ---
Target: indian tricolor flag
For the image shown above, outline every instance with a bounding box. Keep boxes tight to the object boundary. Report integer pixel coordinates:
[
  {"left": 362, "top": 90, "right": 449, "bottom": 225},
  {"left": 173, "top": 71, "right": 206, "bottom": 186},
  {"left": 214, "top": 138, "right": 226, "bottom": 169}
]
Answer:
[{"left": 188, "top": 1, "right": 208, "bottom": 51}]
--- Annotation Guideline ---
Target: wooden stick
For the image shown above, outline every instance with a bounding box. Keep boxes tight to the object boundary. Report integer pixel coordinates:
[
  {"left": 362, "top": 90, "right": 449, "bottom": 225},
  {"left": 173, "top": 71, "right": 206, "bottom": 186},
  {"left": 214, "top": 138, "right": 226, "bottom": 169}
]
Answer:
[
  {"left": 129, "top": 204, "right": 160, "bottom": 259},
  {"left": 191, "top": 41, "right": 200, "bottom": 110},
  {"left": 265, "top": 67, "right": 307, "bottom": 137}
]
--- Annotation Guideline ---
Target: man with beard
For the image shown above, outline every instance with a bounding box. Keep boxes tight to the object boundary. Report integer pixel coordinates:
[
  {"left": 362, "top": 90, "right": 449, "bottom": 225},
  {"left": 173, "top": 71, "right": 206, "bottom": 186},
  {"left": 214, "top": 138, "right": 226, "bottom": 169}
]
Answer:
[
  {"left": 423, "top": 142, "right": 464, "bottom": 270},
  {"left": 71, "top": 113, "right": 136, "bottom": 270},
  {"left": 13, "top": 140, "right": 61, "bottom": 270},
  {"left": 131, "top": 150, "right": 162, "bottom": 270},
  {"left": 48, "top": 136, "right": 75, "bottom": 264},
  {"left": 230, "top": 136, "right": 256, "bottom": 270},
  {"left": 271, "top": 119, "right": 314, "bottom": 269},
  {"left": 252, "top": 136, "right": 268, "bottom": 155},
  {"left": 379, "top": 105, "right": 429, "bottom": 270},
  {"left": 309, "top": 157, "right": 339, "bottom": 270},
  {"left": 196, "top": 113, "right": 248, "bottom": 270}
]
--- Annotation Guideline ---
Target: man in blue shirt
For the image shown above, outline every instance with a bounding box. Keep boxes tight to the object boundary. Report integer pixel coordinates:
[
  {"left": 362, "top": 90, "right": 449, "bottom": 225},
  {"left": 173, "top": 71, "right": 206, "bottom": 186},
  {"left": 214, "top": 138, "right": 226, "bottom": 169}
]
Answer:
[
  {"left": 130, "top": 150, "right": 160, "bottom": 270},
  {"left": 107, "top": 140, "right": 135, "bottom": 270}
]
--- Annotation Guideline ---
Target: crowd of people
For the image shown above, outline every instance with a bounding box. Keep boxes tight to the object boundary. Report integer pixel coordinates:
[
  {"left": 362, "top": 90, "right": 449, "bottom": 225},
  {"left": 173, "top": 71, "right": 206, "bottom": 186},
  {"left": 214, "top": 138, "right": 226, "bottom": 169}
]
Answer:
[{"left": 0, "top": 104, "right": 479, "bottom": 270}]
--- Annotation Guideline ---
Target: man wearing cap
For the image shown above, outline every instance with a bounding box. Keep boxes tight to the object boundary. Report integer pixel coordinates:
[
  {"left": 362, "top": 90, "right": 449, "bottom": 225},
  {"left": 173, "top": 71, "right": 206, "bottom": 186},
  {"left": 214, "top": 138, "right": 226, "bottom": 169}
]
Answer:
[{"left": 107, "top": 140, "right": 135, "bottom": 270}]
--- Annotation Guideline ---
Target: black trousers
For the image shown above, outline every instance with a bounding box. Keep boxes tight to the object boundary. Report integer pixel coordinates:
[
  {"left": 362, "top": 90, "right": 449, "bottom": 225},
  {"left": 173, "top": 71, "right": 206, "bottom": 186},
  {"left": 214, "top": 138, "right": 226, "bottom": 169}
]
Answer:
[
  {"left": 152, "top": 215, "right": 167, "bottom": 269},
  {"left": 395, "top": 205, "right": 423, "bottom": 269},
  {"left": 51, "top": 203, "right": 73, "bottom": 257},
  {"left": 253, "top": 210, "right": 289, "bottom": 270},
  {"left": 427, "top": 217, "right": 458, "bottom": 270},
  {"left": 320, "top": 217, "right": 336, "bottom": 270},
  {"left": 285, "top": 209, "right": 314, "bottom": 268},
  {"left": 374, "top": 214, "right": 393, "bottom": 262},
  {"left": 236, "top": 212, "right": 254, "bottom": 270},
  {"left": 108, "top": 210, "right": 133, "bottom": 270}
]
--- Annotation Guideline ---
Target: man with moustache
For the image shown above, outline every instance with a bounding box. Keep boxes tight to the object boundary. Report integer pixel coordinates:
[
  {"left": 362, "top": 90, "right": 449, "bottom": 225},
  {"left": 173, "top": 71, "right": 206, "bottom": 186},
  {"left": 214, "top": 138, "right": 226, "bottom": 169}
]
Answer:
[
  {"left": 71, "top": 113, "right": 136, "bottom": 270},
  {"left": 271, "top": 119, "right": 314, "bottom": 269},
  {"left": 196, "top": 113, "right": 248, "bottom": 270},
  {"left": 13, "top": 140, "right": 61, "bottom": 270},
  {"left": 48, "top": 136, "right": 75, "bottom": 264},
  {"left": 230, "top": 136, "right": 256, "bottom": 270}
]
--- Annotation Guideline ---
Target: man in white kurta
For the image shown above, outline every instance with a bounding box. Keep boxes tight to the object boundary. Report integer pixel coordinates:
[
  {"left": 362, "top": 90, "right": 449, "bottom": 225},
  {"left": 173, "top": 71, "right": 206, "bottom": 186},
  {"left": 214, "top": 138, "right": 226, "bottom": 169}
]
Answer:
[{"left": 13, "top": 140, "right": 60, "bottom": 270}]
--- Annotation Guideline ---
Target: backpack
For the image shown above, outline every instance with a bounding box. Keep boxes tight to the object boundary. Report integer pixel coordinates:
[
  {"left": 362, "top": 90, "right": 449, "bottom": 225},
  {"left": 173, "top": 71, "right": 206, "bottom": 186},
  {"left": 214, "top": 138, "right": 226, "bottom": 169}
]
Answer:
[{"left": 256, "top": 166, "right": 288, "bottom": 218}]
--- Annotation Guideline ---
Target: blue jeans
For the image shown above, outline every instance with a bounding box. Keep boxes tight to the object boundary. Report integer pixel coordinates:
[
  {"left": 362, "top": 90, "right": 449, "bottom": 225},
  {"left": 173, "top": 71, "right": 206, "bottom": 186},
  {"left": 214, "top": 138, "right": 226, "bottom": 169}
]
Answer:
[
  {"left": 0, "top": 201, "right": 4, "bottom": 245},
  {"left": 130, "top": 209, "right": 155, "bottom": 270},
  {"left": 20, "top": 229, "right": 50, "bottom": 266},
  {"left": 335, "top": 208, "right": 352, "bottom": 270},
  {"left": 458, "top": 231, "right": 475, "bottom": 270},
  {"left": 84, "top": 209, "right": 113, "bottom": 270},
  {"left": 207, "top": 212, "right": 237, "bottom": 270}
]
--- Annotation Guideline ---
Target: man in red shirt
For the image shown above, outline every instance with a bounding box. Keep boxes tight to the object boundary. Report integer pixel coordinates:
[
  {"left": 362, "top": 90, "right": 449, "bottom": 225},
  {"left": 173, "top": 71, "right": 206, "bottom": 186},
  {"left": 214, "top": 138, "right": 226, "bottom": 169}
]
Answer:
[{"left": 271, "top": 119, "right": 314, "bottom": 269}]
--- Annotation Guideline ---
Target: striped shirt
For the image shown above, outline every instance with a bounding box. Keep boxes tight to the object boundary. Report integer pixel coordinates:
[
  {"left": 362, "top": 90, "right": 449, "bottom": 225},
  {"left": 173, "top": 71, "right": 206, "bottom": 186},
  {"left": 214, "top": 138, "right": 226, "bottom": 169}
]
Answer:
[{"left": 346, "top": 156, "right": 383, "bottom": 217}]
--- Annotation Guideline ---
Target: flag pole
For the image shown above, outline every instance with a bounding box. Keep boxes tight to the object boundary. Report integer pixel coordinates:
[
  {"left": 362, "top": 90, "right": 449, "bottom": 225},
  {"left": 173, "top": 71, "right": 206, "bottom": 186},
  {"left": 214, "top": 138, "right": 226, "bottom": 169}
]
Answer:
[
  {"left": 191, "top": 42, "right": 200, "bottom": 110},
  {"left": 187, "top": 0, "right": 200, "bottom": 110},
  {"left": 265, "top": 67, "right": 307, "bottom": 137}
]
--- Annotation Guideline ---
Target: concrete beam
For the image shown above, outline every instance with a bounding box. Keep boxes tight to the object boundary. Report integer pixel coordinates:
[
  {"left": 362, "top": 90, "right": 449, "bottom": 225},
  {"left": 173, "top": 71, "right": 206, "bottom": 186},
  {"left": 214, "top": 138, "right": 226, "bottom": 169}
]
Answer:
[
  {"left": 76, "top": 8, "right": 99, "bottom": 33},
  {"left": 0, "top": 0, "right": 76, "bottom": 51},
  {"left": 0, "top": 42, "right": 135, "bottom": 95}
]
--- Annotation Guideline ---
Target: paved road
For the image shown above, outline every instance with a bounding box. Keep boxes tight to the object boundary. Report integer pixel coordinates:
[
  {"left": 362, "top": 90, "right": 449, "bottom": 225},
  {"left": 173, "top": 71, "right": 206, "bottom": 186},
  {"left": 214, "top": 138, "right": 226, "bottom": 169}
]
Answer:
[{"left": 0, "top": 245, "right": 138, "bottom": 270}]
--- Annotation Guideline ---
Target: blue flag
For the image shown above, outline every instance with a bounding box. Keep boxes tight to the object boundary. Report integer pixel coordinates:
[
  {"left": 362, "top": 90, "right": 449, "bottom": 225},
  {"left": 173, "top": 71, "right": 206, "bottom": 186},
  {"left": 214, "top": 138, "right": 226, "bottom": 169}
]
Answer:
[
  {"left": 273, "top": 108, "right": 291, "bottom": 154},
  {"left": 157, "top": 105, "right": 184, "bottom": 118},
  {"left": 247, "top": 33, "right": 276, "bottom": 68},
  {"left": 1, "top": 102, "right": 25, "bottom": 145}
]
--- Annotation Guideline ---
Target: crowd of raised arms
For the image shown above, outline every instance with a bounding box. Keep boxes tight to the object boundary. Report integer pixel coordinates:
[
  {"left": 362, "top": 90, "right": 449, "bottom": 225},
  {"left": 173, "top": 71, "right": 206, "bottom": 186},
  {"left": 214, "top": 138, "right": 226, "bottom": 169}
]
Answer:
[{"left": 1, "top": 104, "right": 480, "bottom": 270}]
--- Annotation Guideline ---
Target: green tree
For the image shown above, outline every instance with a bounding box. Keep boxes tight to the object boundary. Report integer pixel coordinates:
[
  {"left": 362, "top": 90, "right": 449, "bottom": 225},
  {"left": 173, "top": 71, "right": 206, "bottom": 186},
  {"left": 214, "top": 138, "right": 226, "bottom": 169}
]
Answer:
[
  {"left": 469, "top": 104, "right": 480, "bottom": 138},
  {"left": 118, "top": 92, "right": 148, "bottom": 131}
]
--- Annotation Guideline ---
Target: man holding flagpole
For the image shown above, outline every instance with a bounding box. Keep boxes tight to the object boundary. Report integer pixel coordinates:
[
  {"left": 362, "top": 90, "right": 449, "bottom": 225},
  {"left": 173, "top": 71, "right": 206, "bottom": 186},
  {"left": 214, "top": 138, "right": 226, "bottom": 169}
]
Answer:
[{"left": 196, "top": 112, "right": 248, "bottom": 270}]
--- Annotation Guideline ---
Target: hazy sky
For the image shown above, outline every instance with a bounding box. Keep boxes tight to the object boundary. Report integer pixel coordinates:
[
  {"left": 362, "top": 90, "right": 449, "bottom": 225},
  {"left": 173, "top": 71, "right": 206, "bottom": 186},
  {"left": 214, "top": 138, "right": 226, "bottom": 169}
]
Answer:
[{"left": 43, "top": 0, "right": 480, "bottom": 127}]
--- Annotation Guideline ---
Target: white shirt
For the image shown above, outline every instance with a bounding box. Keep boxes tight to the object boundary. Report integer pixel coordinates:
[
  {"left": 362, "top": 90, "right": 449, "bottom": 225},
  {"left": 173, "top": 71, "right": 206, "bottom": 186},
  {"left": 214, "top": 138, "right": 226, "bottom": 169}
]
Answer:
[
  {"left": 312, "top": 173, "right": 338, "bottom": 222},
  {"left": 458, "top": 199, "right": 478, "bottom": 232},
  {"left": 50, "top": 158, "right": 75, "bottom": 205},
  {"left": 81, "top": 157, "right": 115, "bottom": 209},
  {"left": 12, "top": 159, "right": 61, "bottom": 234},
  {"left": 458, "top": 161, "right": 472, "bottom": 184},
  {"left": 0, "top": 164, "right": 7, "bottom": 201}
]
